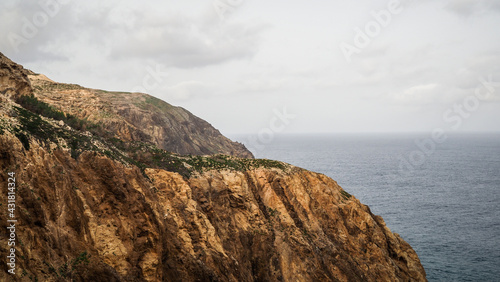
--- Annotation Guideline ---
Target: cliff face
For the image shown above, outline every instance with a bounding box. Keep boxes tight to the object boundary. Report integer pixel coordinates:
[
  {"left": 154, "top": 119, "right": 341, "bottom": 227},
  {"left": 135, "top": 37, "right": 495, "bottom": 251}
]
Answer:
[
  {"left": 0, "top": 134, "right": 426, "bottom": 281},
  {"left": 0, "top": 53, "right": 32, "bottom": 100},
  {"left": 0, "top": 53, "right": 426, "bottom": 281}
]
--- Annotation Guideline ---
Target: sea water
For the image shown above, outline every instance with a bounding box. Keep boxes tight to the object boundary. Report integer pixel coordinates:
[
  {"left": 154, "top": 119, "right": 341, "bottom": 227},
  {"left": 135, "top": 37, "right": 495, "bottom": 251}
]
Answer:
[{"left": 232, "top": 133, "right": 500, "bottom": 281}]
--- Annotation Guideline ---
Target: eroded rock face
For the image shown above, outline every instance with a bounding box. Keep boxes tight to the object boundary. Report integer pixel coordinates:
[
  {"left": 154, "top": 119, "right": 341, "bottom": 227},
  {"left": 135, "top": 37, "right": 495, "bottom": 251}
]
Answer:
[
  {"left": 0, "top": 52, "right": 32, "bottom": 100},
  {"left": 0, "top": 52, "right": 426, "bottom": 281},
  {"left": 0, "top": 129, "right": 425, "bottom": 281}
]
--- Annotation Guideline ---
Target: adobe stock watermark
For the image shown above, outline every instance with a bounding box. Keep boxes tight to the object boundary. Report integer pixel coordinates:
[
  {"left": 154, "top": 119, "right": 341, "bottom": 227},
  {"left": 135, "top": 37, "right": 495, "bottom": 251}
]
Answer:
[
  {"left": 213, "top": 0, "right": 244, "bottom": 20},
  {"left": 244, "top": 107, "right": 296, "bottom": 154},
  {"left": 6, "top": 171, "right": 17, "bottom": 275},
  {"left": 131, "top": 64, "right": 169, "bottom": 94},
  {"left": 399, "top": 75, "right": 500, "bottom": 175},
  {"left": 7, "top": 0, "right": 71, "bottom": 53},
  {"left": 339, "top": 0, "right": 403, "bottom": 63}
]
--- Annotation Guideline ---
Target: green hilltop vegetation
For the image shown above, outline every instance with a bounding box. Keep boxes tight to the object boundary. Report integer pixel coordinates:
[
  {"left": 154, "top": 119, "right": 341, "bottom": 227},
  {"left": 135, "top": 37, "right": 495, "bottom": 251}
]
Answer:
[{"left": 8, "top": 94, "right": 288, "bottom": 178}]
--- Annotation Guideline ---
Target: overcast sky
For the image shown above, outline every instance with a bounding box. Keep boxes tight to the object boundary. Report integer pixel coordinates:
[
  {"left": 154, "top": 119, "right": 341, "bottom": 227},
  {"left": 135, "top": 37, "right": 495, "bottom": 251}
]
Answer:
[{"left": 1, "top": 0, "right": 500, "bottom": 135}]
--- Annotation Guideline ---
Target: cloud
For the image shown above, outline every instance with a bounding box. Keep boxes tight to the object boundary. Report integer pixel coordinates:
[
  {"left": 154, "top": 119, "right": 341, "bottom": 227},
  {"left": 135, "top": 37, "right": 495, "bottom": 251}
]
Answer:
[
  {"left": 393, "top": 83, "right": 441, "bottom": 104},
  {"left": 464, "top": 52, "right": 500, "bottom": 75},
  {"left": 233, "top": 78, "right": 287, "bottom": 94},
  {"left": 162, "top": 81, "right": 208, "bottom": 101},
  {"left": 0, "top": 0, "right": 75, "bottom": 61},
  {"left": 445, "top": 0, "right": 500, "bottom": 17},
  {"left": 0, "top": 1, "right": 268, "bottom": 69},
  {"left": 104, "top": 6, "right": 268, "bottom": 68}
]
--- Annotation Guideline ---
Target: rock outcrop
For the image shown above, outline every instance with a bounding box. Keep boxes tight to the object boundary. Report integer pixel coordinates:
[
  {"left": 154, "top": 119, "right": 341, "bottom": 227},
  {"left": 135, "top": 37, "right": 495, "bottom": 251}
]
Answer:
[
  {"left": 0, "top": 52, "right": 426, "bottom": 281},
  {"left": 0, "top": 52, "right": 32, "bottom": 100}
]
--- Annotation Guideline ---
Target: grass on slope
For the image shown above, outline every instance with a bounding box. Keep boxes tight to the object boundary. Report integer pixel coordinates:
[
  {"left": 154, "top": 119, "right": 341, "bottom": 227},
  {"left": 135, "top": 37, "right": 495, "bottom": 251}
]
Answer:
[{"left": 10, "top": 94, "right": 288, "bottom": 178}]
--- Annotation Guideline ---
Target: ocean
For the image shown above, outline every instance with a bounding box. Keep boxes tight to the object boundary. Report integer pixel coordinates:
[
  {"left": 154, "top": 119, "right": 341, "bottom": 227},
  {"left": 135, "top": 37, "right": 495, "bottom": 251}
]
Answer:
[{"left": 232, "top": 133, "right": 500, "bottom": 281}]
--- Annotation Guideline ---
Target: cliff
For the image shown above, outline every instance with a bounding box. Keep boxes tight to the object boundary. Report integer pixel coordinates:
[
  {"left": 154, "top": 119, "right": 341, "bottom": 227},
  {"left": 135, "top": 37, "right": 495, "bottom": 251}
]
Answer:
[{"left": 0, "top": 53, "right": 426, "bottom": 281}]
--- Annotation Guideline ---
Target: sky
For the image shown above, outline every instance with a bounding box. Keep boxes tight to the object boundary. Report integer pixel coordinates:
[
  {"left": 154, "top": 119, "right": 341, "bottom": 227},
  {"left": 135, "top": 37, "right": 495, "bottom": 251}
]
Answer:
[{"left": 1, "top": 0, "right": 500, "bottom": 136}]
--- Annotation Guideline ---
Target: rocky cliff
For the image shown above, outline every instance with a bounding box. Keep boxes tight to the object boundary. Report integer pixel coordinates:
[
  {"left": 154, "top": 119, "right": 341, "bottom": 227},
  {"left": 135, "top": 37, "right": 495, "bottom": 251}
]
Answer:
[{"left": 0, "top": 53, "right": 426, "bottom": 281}]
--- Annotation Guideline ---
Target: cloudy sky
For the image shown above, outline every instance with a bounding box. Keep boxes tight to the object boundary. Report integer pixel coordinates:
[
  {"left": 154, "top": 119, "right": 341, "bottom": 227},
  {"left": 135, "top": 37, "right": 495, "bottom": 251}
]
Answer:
[{"left": 1, "top": 0, "right": 500, "bottom": 135}]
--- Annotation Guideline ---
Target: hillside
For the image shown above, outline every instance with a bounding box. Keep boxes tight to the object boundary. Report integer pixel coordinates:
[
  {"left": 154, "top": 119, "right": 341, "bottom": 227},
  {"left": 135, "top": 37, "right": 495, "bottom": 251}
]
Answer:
[
  {"left": 0, "top": 53, "right": 426, "bottom": 281},
  {"left": 1, "top": 53, "right": 252, "bottom": 158}
]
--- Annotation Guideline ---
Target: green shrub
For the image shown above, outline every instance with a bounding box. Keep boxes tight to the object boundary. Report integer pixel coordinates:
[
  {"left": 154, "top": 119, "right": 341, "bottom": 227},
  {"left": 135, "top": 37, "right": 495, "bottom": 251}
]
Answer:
[{"left": 340, "top": 189, "right": 352, "bottom": 200}]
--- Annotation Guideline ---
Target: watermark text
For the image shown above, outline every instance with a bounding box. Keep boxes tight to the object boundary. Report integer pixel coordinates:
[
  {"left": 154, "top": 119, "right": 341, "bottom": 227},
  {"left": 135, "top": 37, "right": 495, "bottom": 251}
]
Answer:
[
  {"left": 6, "top": 171, "right": 17, "bottom": 275},
  {"left": 399, "top": 75, "right": 500, "bottom": 174}
]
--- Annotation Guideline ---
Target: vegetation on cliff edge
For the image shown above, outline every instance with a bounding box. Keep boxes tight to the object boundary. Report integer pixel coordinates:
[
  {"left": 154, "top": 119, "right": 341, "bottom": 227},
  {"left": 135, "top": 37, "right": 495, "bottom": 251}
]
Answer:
[{"left": 8, "top": 94, "right": 288, "bottom": 178}]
